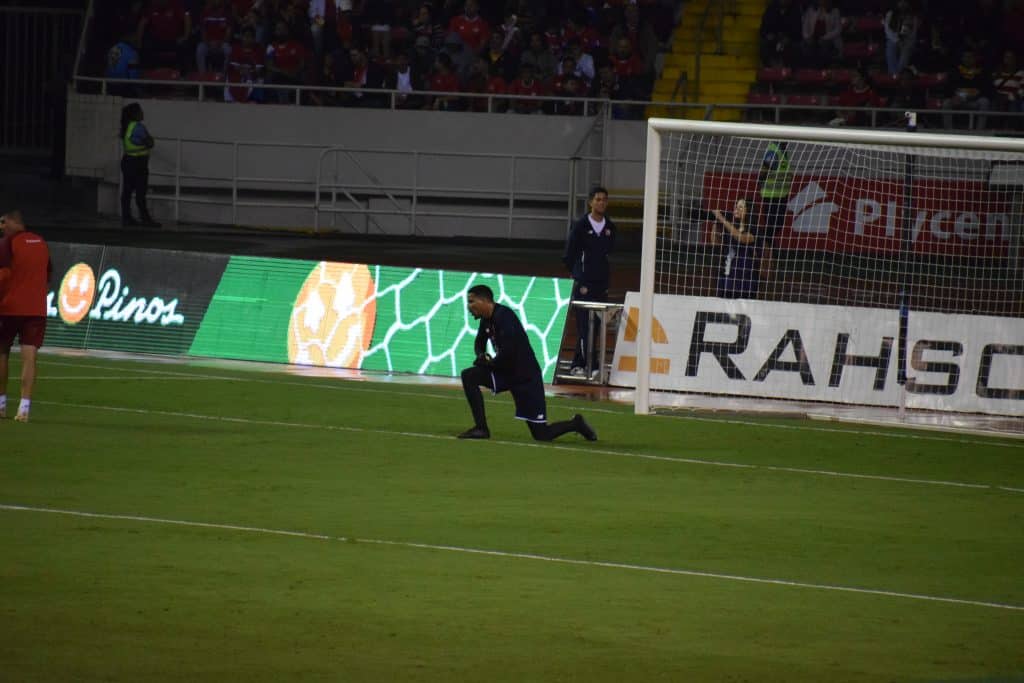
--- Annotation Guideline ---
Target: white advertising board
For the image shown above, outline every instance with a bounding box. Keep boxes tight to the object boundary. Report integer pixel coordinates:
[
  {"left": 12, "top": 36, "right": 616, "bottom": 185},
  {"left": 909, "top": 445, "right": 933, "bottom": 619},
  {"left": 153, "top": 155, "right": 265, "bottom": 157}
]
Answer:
[{"left": 611, "top": 293, "right": 1023, "bottom": 416}]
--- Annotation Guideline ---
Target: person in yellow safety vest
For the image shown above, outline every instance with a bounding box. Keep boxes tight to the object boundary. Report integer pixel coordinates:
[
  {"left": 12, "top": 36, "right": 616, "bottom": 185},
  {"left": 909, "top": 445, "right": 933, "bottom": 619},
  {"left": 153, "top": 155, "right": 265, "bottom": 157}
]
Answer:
[
  {"left": 119, "top": 103, "right": 160, "bottom": 228},
  {"left": 757, "top": 140, "right": 792, "bottom": 292}
]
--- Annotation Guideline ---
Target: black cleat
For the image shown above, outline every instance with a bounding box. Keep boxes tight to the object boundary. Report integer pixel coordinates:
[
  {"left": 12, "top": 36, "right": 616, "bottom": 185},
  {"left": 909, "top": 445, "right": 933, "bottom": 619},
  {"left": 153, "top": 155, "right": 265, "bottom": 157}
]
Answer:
[
  {"left": 574, "top": 414, "right": 597, "bottom": 441},
  {"left": 457, "top": 427, "right": 490, "bottom": 439}
]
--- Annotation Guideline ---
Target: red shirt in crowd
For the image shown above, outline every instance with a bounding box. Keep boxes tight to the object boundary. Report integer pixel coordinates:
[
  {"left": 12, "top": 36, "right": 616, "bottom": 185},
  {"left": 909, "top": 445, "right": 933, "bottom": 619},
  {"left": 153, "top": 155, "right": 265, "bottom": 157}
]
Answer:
[
  {"left": 200, "top": 6, "right": 231, "bottom": 43},
  {"left": 144, "top": 0, "right": 188, "bottom": 42},
  {"left": 267, "top": 40, "right": 306, "bottom": 75},
  {"left": 449, "top": 14, "right": 490, "bottom": 52},
  {"left": 0, "top": 232, "right": 51, "bottom": 317},
  {"left": 610, "top": 53, "right": 643, "bottom": 78},
  {"left": 430, "top": 71, "right": 460, "bottom": 93}
]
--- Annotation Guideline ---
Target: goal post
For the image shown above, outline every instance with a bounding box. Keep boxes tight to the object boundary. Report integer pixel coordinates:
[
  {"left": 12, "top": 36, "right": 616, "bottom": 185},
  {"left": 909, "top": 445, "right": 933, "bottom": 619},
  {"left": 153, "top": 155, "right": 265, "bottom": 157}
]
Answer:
[{"left": 634, "top": 119, "right": 1024, "bottom": 417}]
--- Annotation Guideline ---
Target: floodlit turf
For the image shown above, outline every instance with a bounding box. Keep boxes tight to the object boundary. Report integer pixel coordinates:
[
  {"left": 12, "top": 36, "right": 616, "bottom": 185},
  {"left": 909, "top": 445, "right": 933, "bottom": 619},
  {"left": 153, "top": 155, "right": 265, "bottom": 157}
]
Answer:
[{"left": 1, "top": 353, "right": 1022, "bottom": 682}]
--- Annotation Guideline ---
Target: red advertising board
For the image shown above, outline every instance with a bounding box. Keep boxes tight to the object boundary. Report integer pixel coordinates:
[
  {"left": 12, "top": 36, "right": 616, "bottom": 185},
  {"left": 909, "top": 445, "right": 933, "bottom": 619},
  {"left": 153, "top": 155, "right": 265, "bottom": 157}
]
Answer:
[{"left": 701, "top": 173, "right": 1013, "bottom": 255}]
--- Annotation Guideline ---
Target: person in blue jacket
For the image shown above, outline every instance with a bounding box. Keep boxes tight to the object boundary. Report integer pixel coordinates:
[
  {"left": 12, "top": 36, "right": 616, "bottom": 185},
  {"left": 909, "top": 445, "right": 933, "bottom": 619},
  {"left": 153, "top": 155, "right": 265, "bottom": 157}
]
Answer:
[{"left": 562, "top": 186, "right": 616, "bottom": 378}]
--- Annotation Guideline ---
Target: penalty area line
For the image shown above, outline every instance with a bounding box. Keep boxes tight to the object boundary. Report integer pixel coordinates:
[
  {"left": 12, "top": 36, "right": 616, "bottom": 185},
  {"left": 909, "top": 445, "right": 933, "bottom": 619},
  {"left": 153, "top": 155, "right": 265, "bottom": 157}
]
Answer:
[{"left": 1, "top": 502, "right": 1021, "bottom": 613}]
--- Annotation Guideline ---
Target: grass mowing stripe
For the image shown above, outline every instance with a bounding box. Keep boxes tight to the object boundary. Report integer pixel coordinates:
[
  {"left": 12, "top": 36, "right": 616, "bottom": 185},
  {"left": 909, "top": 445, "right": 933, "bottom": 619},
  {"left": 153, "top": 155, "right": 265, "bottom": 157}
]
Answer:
[
  {"left": 3, "top": 502, "right": 1022, "bottom": 613},
  {"left": 36, "top": 399, "right": 1022, "bottom": 493},
  {"left": 39, "top": 358, "right": 1023, "bottom": 447}
]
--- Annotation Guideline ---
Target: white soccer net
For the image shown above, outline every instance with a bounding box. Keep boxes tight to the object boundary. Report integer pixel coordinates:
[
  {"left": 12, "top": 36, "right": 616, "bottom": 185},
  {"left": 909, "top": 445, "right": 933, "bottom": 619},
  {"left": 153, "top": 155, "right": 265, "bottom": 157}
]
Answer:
[{"left": 631, "top": 120, "right": 1024, "bottom": 420}]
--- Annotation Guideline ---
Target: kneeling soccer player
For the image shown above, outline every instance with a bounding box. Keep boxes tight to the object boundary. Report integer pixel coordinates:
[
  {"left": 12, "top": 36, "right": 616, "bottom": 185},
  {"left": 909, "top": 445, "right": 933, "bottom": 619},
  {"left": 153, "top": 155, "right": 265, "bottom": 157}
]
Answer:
[{"left": 458, "top": 284, "right": 597, "bottom": 442}]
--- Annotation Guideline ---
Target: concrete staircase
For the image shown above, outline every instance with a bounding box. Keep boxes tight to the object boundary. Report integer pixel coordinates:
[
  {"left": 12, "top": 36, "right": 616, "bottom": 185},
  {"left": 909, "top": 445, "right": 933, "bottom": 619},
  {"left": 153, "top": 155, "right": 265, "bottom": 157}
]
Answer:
[{"left": 647, "top": 0, "right": 765, "bottom": 120}]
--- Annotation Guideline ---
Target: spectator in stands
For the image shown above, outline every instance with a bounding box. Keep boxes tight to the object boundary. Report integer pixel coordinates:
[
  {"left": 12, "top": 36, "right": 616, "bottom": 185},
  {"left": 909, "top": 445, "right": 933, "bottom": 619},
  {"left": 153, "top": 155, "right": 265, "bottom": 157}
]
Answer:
[
  {"left": 885, "top": 68, "right": 927, "bottom": 125},
  {"left": 760, "top": 0, "right": 802, "bottom": 67},
  {"left": 308, "top": 0, "right": 339, "bottom": 60},
  {"left": 426, "top": 52, "right": 461, "bottom": 111},
  {"left": 884, "top": 0, "right": 920, "bottom": 77},
  {"left": 136, "top": 0, "right": 192, "bottom": 74},
  {"left": 441, "top": 32, "right": 474, "bottom": 85},
  {"left": 387, "top": 50, "right": 425, "bottom": 109},
  {"left": 411, "top": 34, "right": 436, "bottom": 78},
  {"left": 829, "top": 71, "right": 886, "bottom": 127},
  {"left": 943, "top": 50, "right": 993, "bottom": 130},
  {"left": 196, "top": 0, "right": 232, "bottom": 74},
  {"left": 411, "top": 3, "right": 445, "bottom": 51},
  {"left": 464, "top": 57, "right": 506, "bottom": 112},
  {"left": 507, "top": 62, "right": 546, "bottom": 114},
  {"left": 519, "top": 31, "right": 556, "bottom": 83},
  {"left": 226, "top": 25, "right": 265, "bottom": 103},
  {"left": 265, "top": 21, "right": 307, "bottom": 103},
  {"left": 609, "top": 4, "right": 658, "bottom": 77},
  {"left": 365, "top": 0, "right": 394, "bottom": 59},
  {"left": 309, "top": 50, "right": 343, "bottom": 106},
  {"left": 1004, "top": 1, "right": 1024, "bottom": 64},
  {"left": 482, "top": 30, "right": 518, "bottom": 83},
  {"left": 552, "top": 72, "right": 586, "bottom": 116},
  {"left": 498, "top": 10, "right": 523, "bottom": 55},
  {"left": 993, "top": 50, "right": 1024, "bottom": 113},
  {"left": 340, "top": 47, "right": 389, "bottom": 107},
  {"left": 106, "top": 29, "right": 142, "bottom": 96},
  {"left": 961, "top": 0, "right": 1002, "bottom": 68},
  {"left": 566, "top": 39, "right": 595, "bottom": 84},
  {"left": 449, "top": 0, "right": 490, "bottom": 54},
  {"left": 801, "top": 0, "right": 842, "bottom": 68}
]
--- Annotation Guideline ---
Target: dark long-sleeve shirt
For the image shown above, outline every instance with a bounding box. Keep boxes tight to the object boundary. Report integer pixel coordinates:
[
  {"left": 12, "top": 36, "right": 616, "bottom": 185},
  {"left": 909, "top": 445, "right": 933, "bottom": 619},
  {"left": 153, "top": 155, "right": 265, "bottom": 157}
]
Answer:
[
  {"left": 562, "top": 213, "right": 616, "bottom": 284},
  {"left": 475, "top": 303, "right": 542, "bottom": 385}
]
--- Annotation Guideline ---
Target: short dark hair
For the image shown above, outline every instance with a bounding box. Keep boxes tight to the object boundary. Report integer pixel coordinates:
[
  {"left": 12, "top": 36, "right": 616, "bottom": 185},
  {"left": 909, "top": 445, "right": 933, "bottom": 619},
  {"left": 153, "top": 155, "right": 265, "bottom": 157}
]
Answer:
[
  {"left": 588, "top": 186, "right": 608, "bottom": 200},
  {"left": 468, "top": 284, "right": 494, "bottom": 301}
]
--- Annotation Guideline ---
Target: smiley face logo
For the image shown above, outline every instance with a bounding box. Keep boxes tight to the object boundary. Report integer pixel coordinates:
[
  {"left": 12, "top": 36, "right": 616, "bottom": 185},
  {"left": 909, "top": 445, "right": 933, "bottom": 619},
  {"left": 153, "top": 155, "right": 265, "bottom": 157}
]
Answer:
[
  {"left": 288, "top": 262, "right": 377, "bottom": 368},
  {"left": 58, "top": 263, "right": 96, "bottom": 325}
]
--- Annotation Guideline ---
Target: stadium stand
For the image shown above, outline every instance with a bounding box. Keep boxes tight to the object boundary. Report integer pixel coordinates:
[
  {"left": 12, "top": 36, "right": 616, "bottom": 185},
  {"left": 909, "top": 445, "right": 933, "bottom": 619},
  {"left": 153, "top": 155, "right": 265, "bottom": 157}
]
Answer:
[{"left": 83, "top": 0, "right": 680, "bottom": 118}]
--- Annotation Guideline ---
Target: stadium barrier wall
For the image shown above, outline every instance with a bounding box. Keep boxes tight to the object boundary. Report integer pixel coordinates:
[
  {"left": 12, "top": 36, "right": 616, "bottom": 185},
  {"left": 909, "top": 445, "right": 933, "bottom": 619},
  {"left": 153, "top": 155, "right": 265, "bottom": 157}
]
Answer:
[
  {"left": 610, "top": 292, "right": 1024, "bottom": 417},
  {"left": 46, "top": 243, "right": 572, "bottom": 382}
]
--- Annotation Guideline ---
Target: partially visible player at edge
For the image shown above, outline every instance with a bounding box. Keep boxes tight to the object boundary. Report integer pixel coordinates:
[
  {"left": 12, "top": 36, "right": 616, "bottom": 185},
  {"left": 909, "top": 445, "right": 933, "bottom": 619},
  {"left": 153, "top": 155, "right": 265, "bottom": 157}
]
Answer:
[
  {"left": 0, "top": 210, "right": 52, "bottom": 422},
  {"left": 458, "top": 284, "right": 597, "bottom": 441}
]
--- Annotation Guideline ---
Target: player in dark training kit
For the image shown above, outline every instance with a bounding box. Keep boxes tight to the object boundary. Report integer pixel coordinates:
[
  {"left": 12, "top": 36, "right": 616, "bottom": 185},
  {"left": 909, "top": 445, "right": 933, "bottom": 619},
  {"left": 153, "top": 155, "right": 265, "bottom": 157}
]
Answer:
[{"left": 458, "top": 284, "right": 597, "bottom": 441}]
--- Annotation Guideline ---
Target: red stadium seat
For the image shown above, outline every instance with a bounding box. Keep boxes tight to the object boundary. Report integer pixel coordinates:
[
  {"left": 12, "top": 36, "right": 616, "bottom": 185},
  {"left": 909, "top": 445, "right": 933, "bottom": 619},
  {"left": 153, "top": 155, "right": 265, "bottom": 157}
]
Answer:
[
  {"left": 187, "top": 71, "right": 225, "bottom": 83},
  {"left": 794, "top": 68, "right": 831, "bottom": 86},
  {"left": 831, "top": 69, "right": 855, "bottom": 85},
  {"left": 916, "top": 72, "right": 948, "bottom": 88},
  {"left": 853, "top": 16, "right": 884, "bottom": 33},
  {"left": 143, "top": 67, "right": 181, "bottom": 81},
  {"left": 758, "top": 66, "right": 792, "bottom": 83},
  {"left": 747, "top": 92, "right": 782, "bottom": 105},
  {"left": 871, "top": 72, "right": 900, "bottom": 88},
  {"left": 786, "top": 94, "right": 826, "bottom": 107},
  {"left": 842, "top": 42, "right": 879, "bottom": 60}
]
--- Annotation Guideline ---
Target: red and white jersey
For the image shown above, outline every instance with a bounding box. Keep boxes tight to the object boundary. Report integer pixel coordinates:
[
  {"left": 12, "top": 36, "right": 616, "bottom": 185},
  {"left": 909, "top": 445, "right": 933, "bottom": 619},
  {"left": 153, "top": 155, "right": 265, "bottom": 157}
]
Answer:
[
  {"left": 449, "top": 14, "right": 490, "bottom": 52},
  {"left": 267, "top": 40, "right": 305, "bottom": 74},
  {"left": 0, "top": 231, "right": 51, "bottom": 317},
  {"left": 144, "top": 0, "right": 188, "bottom": 42},
  {"left": 200, "top": 7, "right": 231, "bottom": 43}
]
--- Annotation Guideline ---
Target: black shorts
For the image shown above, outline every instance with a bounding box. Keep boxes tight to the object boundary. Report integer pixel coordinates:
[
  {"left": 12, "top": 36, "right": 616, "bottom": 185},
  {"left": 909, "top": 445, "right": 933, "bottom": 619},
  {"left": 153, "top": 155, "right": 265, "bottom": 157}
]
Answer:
[{"left": 492, "top": 372, "right": 547, "bottom": 423}]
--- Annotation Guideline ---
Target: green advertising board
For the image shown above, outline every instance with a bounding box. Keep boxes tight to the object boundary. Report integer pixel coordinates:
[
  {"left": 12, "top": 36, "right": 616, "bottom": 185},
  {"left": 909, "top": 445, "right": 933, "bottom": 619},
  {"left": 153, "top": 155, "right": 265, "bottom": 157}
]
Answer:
[{"left": 45, "top": 246, "right": 572, "bottom": 382}]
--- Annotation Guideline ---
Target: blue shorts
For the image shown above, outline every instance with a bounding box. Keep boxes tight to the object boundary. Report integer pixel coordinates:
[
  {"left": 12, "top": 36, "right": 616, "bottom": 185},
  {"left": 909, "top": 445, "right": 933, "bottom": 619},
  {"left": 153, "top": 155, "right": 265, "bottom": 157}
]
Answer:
[{"left": 491, "top": 373, "right": 547, "bottom": 423}]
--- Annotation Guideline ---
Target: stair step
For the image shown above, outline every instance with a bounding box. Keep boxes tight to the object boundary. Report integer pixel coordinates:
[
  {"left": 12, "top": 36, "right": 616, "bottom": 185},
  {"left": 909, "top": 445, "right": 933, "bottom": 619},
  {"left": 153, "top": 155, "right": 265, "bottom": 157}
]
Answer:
[{"left": 664, "top": 52, "right": 758, "bottom": 69}]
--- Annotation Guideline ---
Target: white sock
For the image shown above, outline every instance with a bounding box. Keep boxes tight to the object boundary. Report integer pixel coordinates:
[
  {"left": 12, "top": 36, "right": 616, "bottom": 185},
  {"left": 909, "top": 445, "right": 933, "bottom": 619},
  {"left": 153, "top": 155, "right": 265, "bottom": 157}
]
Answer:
[{"left": 18, "top": 398, "right": 30, "bottom": 415}]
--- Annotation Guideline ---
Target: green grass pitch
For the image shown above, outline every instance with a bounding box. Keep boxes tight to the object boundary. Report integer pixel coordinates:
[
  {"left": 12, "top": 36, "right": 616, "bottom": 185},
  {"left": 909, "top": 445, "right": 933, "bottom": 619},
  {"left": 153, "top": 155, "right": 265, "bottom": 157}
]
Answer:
[{"left": 1, "top": 353, "right": 1022, "bottom": 682}]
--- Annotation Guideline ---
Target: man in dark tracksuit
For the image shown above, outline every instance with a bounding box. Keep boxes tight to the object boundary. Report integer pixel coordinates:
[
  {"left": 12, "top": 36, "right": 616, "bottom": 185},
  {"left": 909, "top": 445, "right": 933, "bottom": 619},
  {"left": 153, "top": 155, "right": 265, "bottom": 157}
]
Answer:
[
  {"left": 458, "top": 284, "right": 597, "bottom": 441},
  {"left": 562, "top": 186, "right": 615, "bottom": 378}
]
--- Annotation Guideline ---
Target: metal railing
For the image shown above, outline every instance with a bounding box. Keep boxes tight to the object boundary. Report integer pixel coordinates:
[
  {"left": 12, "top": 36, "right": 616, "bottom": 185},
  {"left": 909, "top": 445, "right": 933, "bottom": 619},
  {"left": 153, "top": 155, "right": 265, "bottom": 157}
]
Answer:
[
  {"left": 72, "top": 74, "right": 1024, "bottom": 134},
  {"left": 144, "top": 135, "right": 645, "bottom": 237}
]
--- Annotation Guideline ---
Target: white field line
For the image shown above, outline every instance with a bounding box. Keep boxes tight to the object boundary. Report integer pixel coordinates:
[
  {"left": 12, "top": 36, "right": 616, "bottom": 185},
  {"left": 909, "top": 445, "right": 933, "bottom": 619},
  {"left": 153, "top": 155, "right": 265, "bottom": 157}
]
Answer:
[
  {"left": 36, "top": 360, "right": 1024, "bottom": 449},
  {"left": 33, "top": 399, "right": 1024, "bottom": 494},
  {"left": 1, "top": 502, "right": 1021, "bottom": 613}
]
